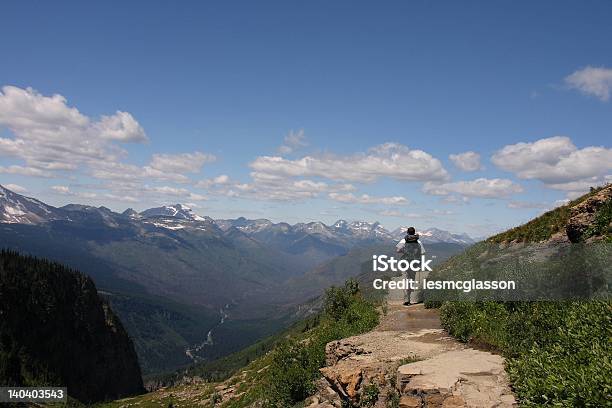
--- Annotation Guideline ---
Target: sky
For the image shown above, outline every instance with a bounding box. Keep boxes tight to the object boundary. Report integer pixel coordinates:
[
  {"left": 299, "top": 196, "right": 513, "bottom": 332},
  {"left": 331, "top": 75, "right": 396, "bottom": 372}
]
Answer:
[{"left": 1, "top": 0, "right": 611, "bottom": 237}]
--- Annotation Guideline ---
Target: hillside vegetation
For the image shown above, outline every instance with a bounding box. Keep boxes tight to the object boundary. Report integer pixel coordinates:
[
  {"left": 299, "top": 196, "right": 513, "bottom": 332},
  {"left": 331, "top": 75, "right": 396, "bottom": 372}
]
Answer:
[
  {"left": 0, "top": 250, "right": 144, "bottom": 403},
  {"left": 103, "top": 279, "right": 379, "bottom": 407},
  {"left": 488, "top": 184, "right": 611, "bottom": 243},
  {"left": 436, "top": 185, "right": 612, "bottom": 406}
]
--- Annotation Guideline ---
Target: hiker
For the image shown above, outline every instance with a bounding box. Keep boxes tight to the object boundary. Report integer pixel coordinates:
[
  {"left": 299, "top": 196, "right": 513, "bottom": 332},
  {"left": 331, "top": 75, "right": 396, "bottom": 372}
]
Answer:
[{"left": 396, "top": 226, "right": 426, "bottom": 306}]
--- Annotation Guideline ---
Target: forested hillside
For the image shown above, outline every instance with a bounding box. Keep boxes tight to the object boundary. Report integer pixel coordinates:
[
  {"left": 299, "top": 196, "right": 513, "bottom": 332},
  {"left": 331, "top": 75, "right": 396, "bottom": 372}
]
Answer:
[{"left": 0, "top": 250, "right": 144, "bottom": 403}]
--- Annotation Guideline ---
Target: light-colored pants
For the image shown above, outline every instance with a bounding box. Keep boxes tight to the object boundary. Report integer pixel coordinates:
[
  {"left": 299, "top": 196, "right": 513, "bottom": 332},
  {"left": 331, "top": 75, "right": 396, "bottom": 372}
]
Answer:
[{"left": 403, "top": 270, "right": 428, "bottom": 303}]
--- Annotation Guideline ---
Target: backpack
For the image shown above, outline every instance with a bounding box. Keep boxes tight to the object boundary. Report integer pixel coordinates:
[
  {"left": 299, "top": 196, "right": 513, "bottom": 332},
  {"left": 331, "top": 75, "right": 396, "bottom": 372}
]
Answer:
[{"left": 401, "top": 236, "right": 421, "bottom": 260}]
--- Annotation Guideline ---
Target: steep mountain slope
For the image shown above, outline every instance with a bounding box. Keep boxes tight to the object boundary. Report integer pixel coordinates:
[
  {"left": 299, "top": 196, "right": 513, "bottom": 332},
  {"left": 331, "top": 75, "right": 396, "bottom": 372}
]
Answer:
[
  {"left": 0, "top": 184, "right": 66, "bottom": 224},
  {"left": 0, "top": 250, "right": 144, "bottom": 403},
  {"left": 488, "top": 184, "right": 612, "bottom": 243}
]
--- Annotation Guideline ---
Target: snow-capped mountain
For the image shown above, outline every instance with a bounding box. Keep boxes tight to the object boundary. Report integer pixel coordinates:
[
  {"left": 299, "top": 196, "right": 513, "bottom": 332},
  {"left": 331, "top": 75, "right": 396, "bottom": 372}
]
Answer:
[
  {"left": 338, "top": 220, "right": 394, "bottom": 240},
  {"left": 138, "top": 204, "right": 216, "bottom": 231},
  {"left": 392, "top": 226, "right": 475, "bottom": 245},
  {"left": 139, "top": 204, "right": 207, "bottom": 221},
  {"left": 215, "top": 217, "right": 274, "bottom": 234},
  {"left": 217, "top": 218, "right": 395, "bottom": 243},
  {"left": 122, "top": 208, "right": 141, "bottom": 219},
  {"left": 0, "top": 184, "right": 66, "bottom": 224},
  {"left": 216, "top": 217, "right": 474, "bottom": 245},
  {"left": 0, "top": 185, "right": 474, "bottom": 244}
]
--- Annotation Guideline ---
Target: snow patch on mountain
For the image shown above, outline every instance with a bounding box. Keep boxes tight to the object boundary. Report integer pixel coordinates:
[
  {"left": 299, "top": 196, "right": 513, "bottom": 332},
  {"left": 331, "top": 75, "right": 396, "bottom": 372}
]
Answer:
[{"left": 0, "top": 184, "right": 65, "bottom": 224}]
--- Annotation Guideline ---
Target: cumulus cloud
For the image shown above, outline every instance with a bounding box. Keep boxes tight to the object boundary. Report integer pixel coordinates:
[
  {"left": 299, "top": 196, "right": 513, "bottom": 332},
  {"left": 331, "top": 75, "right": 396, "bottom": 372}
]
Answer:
[
  {"left": 3, "top": 183, "right": 28, "bottom": 193},
  {"left": 565, "top": 66, "right": 612, "bottom": 101},
  {"left": 140, "top": 185, "right": 205, "bottom": 200},
  {"left": 51, "top": 185, "right": 97, "bottom": 199},
  {"left": 251, "top": 143, "right": 449, "bottom": 183},
  {"left": 0, "top": 165, "right": 53, "bottom": 177},
  {"left": 148, "top": 152, "right": 216, "bottom": 173},
  {"left": 449, "top": 151, "right": 482, "bottom": 172},
  {"left": 95, "top": 111, "right": 147, "bottom": 142},
  {"left": 278, "top": 129, "right": 307, "bottom": 154},
  {"left": 200, "top": 172, "right": 357, "bottom": 202},
  {"left": 423, "top": 178, "right": 523, "bottom": 198},
  {"left": 0, "top": 86, "right": 148, "bottom": 173},
  {"left": 378, "top": 210, "right": 422, "bottom": 217},
  {"left": 492, "top": 136, "right": 612, "bottom": 194},
  {"left": 328, "top": 193, "right": 409, "bottom": 205},
  {"left": 196, "top": 174, "right": 231, "bottom": 188},
  {"left": 0, "top": 85, "right": 216, "bottom": 188}
]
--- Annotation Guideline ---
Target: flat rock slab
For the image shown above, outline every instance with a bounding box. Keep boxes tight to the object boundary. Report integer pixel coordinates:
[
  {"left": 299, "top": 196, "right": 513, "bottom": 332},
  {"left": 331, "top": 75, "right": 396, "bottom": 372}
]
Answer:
[{"left": 398, "top": 349, "right": 516, "bottom": 407}]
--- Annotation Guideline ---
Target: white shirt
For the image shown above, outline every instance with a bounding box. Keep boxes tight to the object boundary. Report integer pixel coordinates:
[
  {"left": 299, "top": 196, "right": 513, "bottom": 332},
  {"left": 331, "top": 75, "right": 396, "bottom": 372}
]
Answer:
[{"left": 396, "top": 238, "right": 426, "bottom": 254}]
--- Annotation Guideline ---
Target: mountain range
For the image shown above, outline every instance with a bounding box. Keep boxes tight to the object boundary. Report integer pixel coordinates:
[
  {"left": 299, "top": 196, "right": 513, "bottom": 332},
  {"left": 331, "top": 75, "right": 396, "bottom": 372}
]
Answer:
[
  {"left": 0, "top": 185, "right": 474, "bottom": 246},
  {"left": 0, "top": 184, "right": 473, "bottom": 375}
]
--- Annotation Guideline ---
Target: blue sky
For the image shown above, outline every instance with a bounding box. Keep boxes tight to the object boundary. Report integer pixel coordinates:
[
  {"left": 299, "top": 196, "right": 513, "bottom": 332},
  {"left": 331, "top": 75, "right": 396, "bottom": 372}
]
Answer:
[{"left": 1, "top": 1, "right": 611, "bottom": 236}]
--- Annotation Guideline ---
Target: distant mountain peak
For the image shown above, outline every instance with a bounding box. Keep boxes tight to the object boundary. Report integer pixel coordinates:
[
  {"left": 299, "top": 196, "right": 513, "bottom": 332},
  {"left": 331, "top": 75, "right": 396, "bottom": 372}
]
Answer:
[
  {"left": 333, "top": 219, "right": 348, "bottom": 228},
  {"left": 122, "top": 208, "right": 140, "bottom": 218},
  {"left": 140, "top": 204, "right": 206, "bottom": 221}
]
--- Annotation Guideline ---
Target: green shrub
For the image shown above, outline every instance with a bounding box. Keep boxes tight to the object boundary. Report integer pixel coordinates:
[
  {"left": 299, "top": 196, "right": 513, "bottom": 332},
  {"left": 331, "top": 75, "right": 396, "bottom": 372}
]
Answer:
[
  {"left": 360, "top": 384, "right": 379, "bottom": 407},
  {"left": 324, "top": 278, "right": 360, "bottom": 321},
  {"left": 263, "top": 280, "right": 379, "bottom": 407},
  {"left": 440, "top": 300, "right": 612, "bottom": 406}
]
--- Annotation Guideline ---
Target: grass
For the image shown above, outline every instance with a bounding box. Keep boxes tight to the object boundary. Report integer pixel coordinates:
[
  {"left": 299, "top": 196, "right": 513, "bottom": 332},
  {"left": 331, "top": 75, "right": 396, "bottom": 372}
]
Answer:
[{"left": 232, "top": 279, "right": 380, "bottom": 407}]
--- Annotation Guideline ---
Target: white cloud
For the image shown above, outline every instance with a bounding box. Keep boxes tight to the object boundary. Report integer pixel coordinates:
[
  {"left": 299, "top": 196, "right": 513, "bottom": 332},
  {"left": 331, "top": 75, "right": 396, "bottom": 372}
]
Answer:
[
  {"left": 144, "top": 185, "right": 208, "bottom": 201},
  {"left": 0, "top": 165, "right": 53, "bottom": 177},
  {"left": 95, "top": 111, "right": 147, "bottom": 142},
  {"left": 51, "top": 185, "right": 70, "bottom": 194},
  {"left": 449, "top": 151, "right": 482, "bottom": 172},
  {"left": 148, "top": 152, "right": 215, "bottom": 173},
  {"left": 0, "top": 85, "right": 218, "bottom": 187},
  {"left": 4, "top": 183, "right": 28, "bottom": 193},
  {"left": 251, "top": 143, "right": 449, "bottom": 183},
  {"left": 278, "top": 129, "right": 307, "bottom": 154},
  {"left": 507, "top": 201, "right": 548, "bottom": 209},
  {"left": 51, "top": 185, "right": 97, "bottom": 199},
  {"left": 565, "top": 66, "right": 612, "bottom": 101},
  {"left": 196, "top": 174, "right": 231, "bottom": 188},
  {"left": 328, "top": 192, "right": 409, "bottom": 205},
  {"left": 103, "top": 193, "right": 139, "bottom": 203},
  {"left": 423, "top": 178, "right": 523, "bottom": 198},
  {"left": 441, "top": 195, "right": 470, "bottom": 204},
  {"left": 0, "top": 86, "right": 148, "bottom": 174},
  {"left": 203, "top": 172, "right": 356, "bottom": 202},
  {"left": 492, "top": 136, "right": 612, "bottom": 191},
  {"left": 378, "top": 210, "right": 422, "bottom": 217}
]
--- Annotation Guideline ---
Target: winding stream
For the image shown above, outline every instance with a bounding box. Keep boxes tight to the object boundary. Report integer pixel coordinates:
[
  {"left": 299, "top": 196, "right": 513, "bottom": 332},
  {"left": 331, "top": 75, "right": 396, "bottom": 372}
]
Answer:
[{"left": 185, "top": 304, "right": 230, "bottom": 361}]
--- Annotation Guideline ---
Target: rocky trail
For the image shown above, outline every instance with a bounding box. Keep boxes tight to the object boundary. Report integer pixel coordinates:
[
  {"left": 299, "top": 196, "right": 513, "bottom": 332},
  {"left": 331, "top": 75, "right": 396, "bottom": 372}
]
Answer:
[{"left": 307, "top": 279, "right": 517, "bottom": 407}]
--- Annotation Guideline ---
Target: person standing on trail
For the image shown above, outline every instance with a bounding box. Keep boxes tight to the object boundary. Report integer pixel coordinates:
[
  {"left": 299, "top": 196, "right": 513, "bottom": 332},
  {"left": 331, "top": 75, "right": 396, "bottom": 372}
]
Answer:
[{"left": 396, "top": 226, "right": 426, "bottom": 306}]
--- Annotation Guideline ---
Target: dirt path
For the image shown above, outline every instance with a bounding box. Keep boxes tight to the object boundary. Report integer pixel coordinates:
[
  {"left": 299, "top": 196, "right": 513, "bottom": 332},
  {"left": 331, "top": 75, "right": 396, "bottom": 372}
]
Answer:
[{"left": 308, "top": 279, "right": 517, "bottom": 407}]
